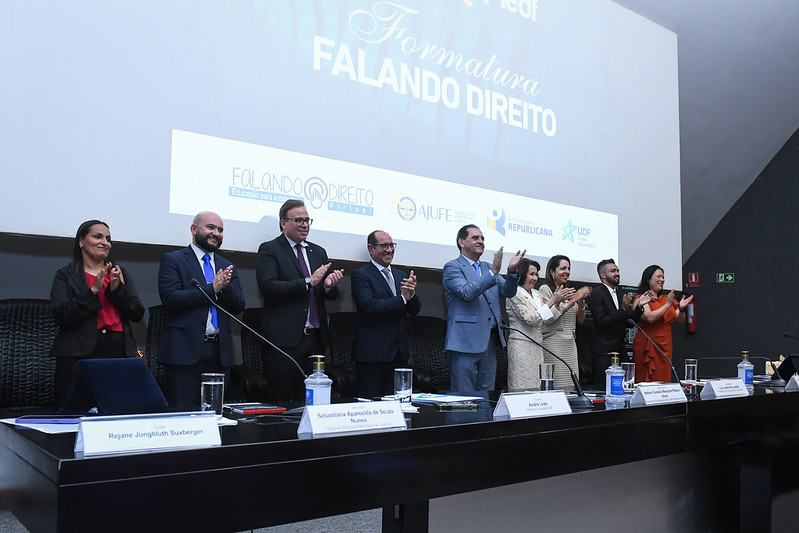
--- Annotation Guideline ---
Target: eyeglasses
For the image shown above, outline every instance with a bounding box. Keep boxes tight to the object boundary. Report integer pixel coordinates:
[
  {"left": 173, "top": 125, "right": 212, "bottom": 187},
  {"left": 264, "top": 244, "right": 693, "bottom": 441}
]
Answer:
[
  {"left": 283, "top": 217, "right": 313, "bottom": 226},
  {"left": 374, "top": 242, "right": 398, "bottom": 250}
]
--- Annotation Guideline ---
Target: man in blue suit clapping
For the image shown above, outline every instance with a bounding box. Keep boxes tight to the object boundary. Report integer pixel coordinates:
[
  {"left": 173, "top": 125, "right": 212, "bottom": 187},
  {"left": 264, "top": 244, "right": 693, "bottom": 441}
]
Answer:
[
  {"left": 443, "top": 224, "right": 524, "bottom": 393},
  {"left": 158, "top": 211, "right": 245, "bottom": 408}
]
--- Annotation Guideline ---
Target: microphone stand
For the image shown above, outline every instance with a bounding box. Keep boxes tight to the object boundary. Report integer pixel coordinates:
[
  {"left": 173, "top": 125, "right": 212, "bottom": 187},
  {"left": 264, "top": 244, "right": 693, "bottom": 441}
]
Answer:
[
  {"left": 626, "top": 319, "right": 697, "bottom": 399},
  {"left": 191, "top": 279, "right": 308, "bottom": 380},
  {"left": 501, "top": 324, "right": 593, "bottom": 409}
]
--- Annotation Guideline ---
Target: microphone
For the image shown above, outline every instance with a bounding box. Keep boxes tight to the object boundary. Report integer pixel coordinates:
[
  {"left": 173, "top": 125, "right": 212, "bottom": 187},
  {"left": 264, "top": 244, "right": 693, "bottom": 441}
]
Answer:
[
  {"left": 626, "top": 319, "right": 680, "bottom": 384},
  {"left": 783, "top": 333, "right": 799, "bottom": 342},
  {"left": 500, "top": 324, "right": 593, "bottom": 409},
  {"left": 190, "top": 278, "right": 307, "bottom": 380}
]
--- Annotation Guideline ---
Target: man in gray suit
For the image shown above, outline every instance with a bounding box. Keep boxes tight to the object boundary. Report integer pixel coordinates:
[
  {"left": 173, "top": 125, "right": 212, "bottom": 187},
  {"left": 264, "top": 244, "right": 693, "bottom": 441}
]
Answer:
[{"left": 443, "top": 224, "right": 524, "bottom": 392}]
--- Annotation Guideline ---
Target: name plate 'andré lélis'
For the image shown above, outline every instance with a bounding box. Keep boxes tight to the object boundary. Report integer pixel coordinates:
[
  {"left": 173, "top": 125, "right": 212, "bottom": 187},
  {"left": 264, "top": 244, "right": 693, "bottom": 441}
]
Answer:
[
  {"left": 493, "top": 391, "right": 572, "bottom": 420},
  {"left": 75, "top": 412, "right": 221, "bottom": 456}
]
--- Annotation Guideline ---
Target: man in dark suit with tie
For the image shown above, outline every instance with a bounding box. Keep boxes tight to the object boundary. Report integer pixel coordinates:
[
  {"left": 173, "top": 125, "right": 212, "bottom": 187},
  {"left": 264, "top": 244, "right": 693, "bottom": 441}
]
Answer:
[
  {"left": 256, "top": 199, "right": 344, "bottom": 401},
  {"left": 158, "top": 211, "right": 245, "bottom": 408},
  {"left": 443, "top": 224, "right": 524, "bottom": 392},
  {"left": 586, "top": 258, "right": 649, "bottom": 388},
  {"left": 351, "top": 230, "right": 422, "bottom": 398}
]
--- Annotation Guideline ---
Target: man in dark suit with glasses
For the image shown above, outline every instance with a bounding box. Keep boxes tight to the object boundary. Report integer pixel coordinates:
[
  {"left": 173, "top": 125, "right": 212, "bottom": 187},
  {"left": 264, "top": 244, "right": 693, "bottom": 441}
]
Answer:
[
  {"left": 351, "top": 230, "right": 421, "bottom": 398},
  {"left": 256, "top": 199, "right": 344, "bottom": 401}
]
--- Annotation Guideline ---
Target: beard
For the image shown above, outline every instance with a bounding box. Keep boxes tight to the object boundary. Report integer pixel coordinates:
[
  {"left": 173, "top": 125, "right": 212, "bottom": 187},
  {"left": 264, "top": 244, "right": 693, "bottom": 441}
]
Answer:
[{"left": 194, "top": 232, "right": 221, "bottom": 253}]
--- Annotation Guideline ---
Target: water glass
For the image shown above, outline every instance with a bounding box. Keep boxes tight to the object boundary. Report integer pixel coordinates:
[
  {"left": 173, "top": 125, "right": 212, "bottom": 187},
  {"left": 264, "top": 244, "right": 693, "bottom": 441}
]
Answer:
[
  {"left": 539, "top": 363, "right": 555, "bottom": 391},
  {"left": 201, "top": 373, "right": 225, "bottom": 416},
  {"left": 684, "top": 358, "right": 698, "bottom": 383},
  {"left": 394, "top": 368, "right": 413, "bottom": 403},
  {"left": 621, "top": 362, "right": 635, "bottom": 394}
]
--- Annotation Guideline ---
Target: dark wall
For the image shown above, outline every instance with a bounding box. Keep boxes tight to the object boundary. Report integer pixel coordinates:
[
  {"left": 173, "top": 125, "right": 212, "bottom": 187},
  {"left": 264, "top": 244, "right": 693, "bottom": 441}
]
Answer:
[{"left": 673, "top": 126, "right": 799, "bottom": 375}]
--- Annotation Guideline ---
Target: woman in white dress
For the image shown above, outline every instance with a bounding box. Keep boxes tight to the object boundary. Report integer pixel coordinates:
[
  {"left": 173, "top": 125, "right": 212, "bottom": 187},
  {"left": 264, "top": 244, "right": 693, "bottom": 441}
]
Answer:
[
  {"left": 539, "top": 255, "right": 592, "bottom": 391},
  {"left": 505, "top": 259, "right": 570, "bottom": 390}
]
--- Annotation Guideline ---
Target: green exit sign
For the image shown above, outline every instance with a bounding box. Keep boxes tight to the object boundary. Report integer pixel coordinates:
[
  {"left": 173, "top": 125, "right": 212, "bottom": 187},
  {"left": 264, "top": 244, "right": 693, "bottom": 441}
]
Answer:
[{"left": 716, "top": 273, "right": 735, "bottom": 283}]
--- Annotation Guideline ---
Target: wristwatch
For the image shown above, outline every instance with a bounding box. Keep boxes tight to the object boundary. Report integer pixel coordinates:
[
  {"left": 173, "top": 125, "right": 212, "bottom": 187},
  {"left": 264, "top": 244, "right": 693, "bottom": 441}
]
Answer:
[{"left": 304, "top": 277, "right": 312, "bottom": 289}]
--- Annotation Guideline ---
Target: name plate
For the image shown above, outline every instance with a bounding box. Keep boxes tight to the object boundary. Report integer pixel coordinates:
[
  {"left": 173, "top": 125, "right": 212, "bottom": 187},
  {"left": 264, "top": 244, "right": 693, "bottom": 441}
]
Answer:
[
  {"left": 75, "top": 412, "right": 221, "bottom": 456},
  {"left": 630, "top": 383, "right": 687, "bottom": 406},
  {"left": 298, "top": 401, "right": 407, "bottom": 437},
  {"left": 493, "top": 391, "right": 572, "bottom": 420},
  {"left": 700, "top": 378, "right": 749, "bottom": 399},
  {"left": 785, "top": 375, "right": 799, "bottom": 392}
]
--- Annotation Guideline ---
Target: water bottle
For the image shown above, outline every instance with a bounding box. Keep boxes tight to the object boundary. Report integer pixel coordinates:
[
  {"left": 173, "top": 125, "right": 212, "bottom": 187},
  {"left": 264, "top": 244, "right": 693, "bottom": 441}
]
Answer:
[
  {"left": 605, "top": 352, "right": 625, "bottom": 409},
  {"left": 737, "top": 350, "right": 754, "bottom": 394},
  {"left": 305, "top": 355, "right": 332, "bottom": 406}
]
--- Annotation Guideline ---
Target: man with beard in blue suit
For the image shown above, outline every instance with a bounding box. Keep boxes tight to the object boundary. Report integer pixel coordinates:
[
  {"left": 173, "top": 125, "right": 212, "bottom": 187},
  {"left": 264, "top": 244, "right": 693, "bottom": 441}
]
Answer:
[
  {"left": 158, "top": 211, "right": 245, "bottom": 408},
  {"left": 351, "top": 230, "right": 421, "bottom": 398}
]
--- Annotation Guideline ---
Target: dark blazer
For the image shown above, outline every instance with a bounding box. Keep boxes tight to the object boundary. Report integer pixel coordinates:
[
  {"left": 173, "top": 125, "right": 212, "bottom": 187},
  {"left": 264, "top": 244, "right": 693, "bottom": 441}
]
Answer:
[
  {"left": 586, "top": 283, "right": 644, "bottom": 357},
  {"left": 256, "top": 235, "right": 339, "bottom": 348},
  {"left": 351, "top": 263, "right": 422, "bottom": 363},
  {"left": 49, "top": 264, "right": 144, "bottom": 358},
  {"left": 158, "top": 246, "right": 245, "bottom": 367}
]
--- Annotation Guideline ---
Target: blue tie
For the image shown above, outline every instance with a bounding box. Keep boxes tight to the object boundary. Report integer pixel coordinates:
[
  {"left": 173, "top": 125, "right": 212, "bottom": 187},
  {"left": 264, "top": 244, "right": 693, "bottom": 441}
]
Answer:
[
  {"left": 473, "top": 262, "right": 481, "bottom": 277},
  {"left": 202, "top": 253, "right": 218, "bottom": 328}
]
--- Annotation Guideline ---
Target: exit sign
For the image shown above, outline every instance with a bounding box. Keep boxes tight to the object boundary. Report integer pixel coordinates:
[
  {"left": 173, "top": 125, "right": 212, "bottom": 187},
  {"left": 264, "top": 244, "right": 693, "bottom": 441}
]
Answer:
[{"left": 716, "top": 273, "right": 735, "bottom": 283}]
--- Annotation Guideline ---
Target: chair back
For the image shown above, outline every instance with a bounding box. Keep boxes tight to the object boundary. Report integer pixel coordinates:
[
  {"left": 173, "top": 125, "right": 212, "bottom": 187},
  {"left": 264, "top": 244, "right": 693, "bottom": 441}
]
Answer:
[
  {"left": 327, "top": 312, "right": 357, "bottom": 375},
  {"left": 495, "top": 344, "right": 508, "bottom": 391},
  {"left": 144, "top": 305, "right": 168, "bottom": 392},
  {"left": 240, "top": 308, "right": 266, "bottom": 377},
  {"left": 407, "top": 315, "right": 449, "bottom": 391},
  {"left": 0, "top": 298, "right": 57, "bottom": 408}
]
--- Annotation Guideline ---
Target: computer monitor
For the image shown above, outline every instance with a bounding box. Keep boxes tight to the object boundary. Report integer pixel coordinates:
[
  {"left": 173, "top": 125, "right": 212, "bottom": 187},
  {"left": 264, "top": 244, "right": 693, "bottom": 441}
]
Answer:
[
  {"left": 59, "top": 358, "right": 168, "bottom": 415},
  {"left": 777, "top": 354, "right": 799, "bottom": 382}
]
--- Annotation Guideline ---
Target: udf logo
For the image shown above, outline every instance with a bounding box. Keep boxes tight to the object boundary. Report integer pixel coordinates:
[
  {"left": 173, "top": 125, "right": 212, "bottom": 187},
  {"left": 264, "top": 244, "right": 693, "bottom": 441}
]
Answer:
[
  {"left": 396, "top": 196, "right": 417, "bottom": 221},
  {"left": 562, "top": 220, "right": 577, "bottom": 243}
]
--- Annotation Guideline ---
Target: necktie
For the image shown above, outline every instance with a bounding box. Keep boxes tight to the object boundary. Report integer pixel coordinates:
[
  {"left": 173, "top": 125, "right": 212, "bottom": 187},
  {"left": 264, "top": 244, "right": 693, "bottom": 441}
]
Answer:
[
  {"left": 382, "top": 267, "right": 397, "bottom": 296},
  {"left": 295, "top": 244, "right": 319, "bottom": 328},
  {"left": 202, "top": 254, "right": 218, "bottom": 328},
  {"left": 473, "top": 262, "right": 481, "bottom": 277}
]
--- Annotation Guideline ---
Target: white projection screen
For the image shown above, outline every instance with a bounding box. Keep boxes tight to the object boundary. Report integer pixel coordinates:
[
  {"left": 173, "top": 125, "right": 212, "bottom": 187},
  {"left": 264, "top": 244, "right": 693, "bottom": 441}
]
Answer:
[{"left": 0, "top": 0, "right": 681, "bottom": 283}]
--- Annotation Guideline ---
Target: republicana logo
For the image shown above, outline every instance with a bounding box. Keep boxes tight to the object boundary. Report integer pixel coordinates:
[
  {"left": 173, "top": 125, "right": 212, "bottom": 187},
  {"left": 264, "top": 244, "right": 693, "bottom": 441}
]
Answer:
[{"left": 487, "top": 208, "right": 506, "bottom": 236}]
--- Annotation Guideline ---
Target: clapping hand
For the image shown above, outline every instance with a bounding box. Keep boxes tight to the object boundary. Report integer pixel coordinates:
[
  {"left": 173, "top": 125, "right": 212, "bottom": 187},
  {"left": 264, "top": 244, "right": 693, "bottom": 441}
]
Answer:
[
  {"left": 212, "top": 265, "right": 233, "bottom": 293},
  {"left": 108, "top": 264, "right": 125, "bottom": 291},
  {"left": 400, "top": 270, "right": 417, "bottom": 300}
]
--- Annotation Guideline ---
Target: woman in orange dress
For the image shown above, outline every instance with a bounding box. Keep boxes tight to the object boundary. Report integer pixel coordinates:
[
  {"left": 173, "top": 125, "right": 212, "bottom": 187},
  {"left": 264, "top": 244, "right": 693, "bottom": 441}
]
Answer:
[{"left": 632, "top": 265, "right": 693, "bottom": 382}]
